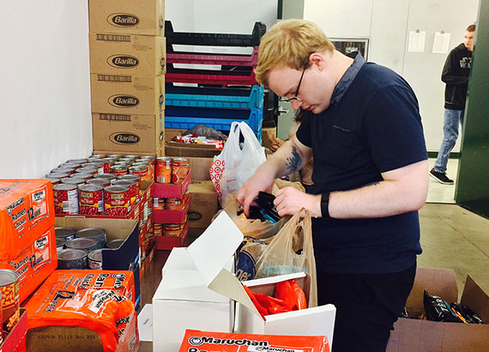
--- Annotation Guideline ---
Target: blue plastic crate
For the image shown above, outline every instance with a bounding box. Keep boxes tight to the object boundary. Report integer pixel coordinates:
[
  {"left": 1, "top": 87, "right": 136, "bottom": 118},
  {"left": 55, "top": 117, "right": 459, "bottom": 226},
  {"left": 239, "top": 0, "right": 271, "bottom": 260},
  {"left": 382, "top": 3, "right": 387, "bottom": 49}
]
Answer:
[
  {"left": 165, "top": 84, "right": 264, "bottom": 109},
  {"left": 165, "top": 106, "right": 263, "bottom": 141}
]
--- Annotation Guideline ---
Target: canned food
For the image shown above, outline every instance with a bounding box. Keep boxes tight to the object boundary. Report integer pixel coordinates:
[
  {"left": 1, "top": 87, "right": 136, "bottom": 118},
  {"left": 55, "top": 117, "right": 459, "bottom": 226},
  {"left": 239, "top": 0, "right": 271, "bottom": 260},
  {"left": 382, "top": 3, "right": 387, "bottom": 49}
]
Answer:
[
  {"left": 88, "top": 249, "right": 104, "bottom": 270},
  {"left": 85, "top": 162, "right": 105, "bottom": 174},
  {"left": 165, "top": 197, "right": 185, "bottom": 211},
  {"left": 112, "top": 165, "right": 128, "bottom": 176},
  {"left": 153, "top": 197, "right": 165, "bottom": 210},
  {"left": 140, "top": 156, "right": 155, "bottom": 181},
  {"left": 67, "top": 158, "right": 88, "bottom": 164},
  {"left": 108, "top": 154, "right": 124, "bottom": 159},
  {"left": 51, "top": 167, "right": 75, "bottom": 175},
  {"left": 60, "top": 162, "right": 82, "bottom": 169},
  {"left": 118, "top": 174, "right": 141, "bottom": 187},
  {"left": 78, "top": 184, "right": 104, "bottom": 215},
  {"left": 55, "top": 227, "right": 77, "bottom": 241},
  {"left": 47, "top": 172, "right": 69, "bottom": 179},
  {"left": 0, "top": 269, "right": 20, "bottom": 332},
  {"left": 53, "top": 183, "right": 79, "bottom": 215},
  {"left": 69, "top": 172, "right": 93, "bottom": 180},
  {"left": 96, "top": 173, "right": 117, "bottom": 181},
  {"left": 129, "top": 165, "right": 148, "bottom": 179},
  {"left": 104, "top": 185, "right": 130, "bottom": 216},
  {"left": 111, "top": 180, "right": 139, "bottom": 206},
  {"left": 75, "top": 227, "right": 107, "bottom": 247},
  {"left": 57, "top": 249, "right": 88, "bottom": 269},
  {"left": 87, "top": 178, "right": 111, "bottom": 187},
  {"left": 171, "top": 158, "right": 190, "bottom": 184},
  {"left": 56, "top": 237, "right": 66, "bottom": 251},
  {"left": 106, "top": 238, "right": 126, "bottom": 250},
  {"left": 156, "top": 157, "right": 172, "bottom": 183},
  {"left": 66, "top": 237, "right": 102, "bottom": 252},
  {"left": 76, "top": 167, "right": 99, "bottom": 175},
  {"left": 164, "top": 223, "right": 183, "bottom": 237},
  {"left": 61, "top": 177, "right": 85, "bottom": 186},
  {"left": 45, "top": 177, "right": 61, "bottom": 185},
  {"left": 153, "top": 223, "right": 163, "bottom": 236}
]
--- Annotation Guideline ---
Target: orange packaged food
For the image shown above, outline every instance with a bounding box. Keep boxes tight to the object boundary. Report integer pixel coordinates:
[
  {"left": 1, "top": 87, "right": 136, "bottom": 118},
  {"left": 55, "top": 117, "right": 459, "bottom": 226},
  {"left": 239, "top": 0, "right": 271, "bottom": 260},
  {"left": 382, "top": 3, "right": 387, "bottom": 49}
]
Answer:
[
  {"left": 0, "top": 226, "right": 58, "bottom": 304},
  {"left": 24, "top": 270, "right": 138, "bottom": 352},
  {"left": 0, "top": 179, "right": 55, "bottom": 260},
  {"left": 179, "top": 330, "right": 330, "bottom": 352}
]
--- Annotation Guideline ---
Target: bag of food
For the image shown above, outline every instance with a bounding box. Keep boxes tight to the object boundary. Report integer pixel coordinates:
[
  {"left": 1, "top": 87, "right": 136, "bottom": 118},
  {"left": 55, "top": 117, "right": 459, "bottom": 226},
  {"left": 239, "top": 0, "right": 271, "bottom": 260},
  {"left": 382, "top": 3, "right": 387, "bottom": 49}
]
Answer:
[
  {"left": 254, "top": 210, "right": 317, "bottom": 307},
  {"left": 209, "top": 122, "right": 266, "bottom": 206}
]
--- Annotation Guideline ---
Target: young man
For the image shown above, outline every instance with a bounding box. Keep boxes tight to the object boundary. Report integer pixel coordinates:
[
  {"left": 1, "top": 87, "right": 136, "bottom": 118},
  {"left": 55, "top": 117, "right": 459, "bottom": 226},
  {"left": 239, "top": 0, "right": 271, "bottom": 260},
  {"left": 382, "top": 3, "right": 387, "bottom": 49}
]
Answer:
[
  {"left": 237, "top": 20, "right": 428, "bottom": 352},
  {"left": 430, "top": 24, "right": 476, "bottom": 184}
]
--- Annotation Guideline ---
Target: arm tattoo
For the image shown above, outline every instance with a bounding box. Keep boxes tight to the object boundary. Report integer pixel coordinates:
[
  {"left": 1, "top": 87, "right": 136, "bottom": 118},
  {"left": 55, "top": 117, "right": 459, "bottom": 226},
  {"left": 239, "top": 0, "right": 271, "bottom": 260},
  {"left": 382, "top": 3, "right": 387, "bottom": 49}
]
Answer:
[{"left": 286, "top": 147, "right": 302, "bottom": 173}]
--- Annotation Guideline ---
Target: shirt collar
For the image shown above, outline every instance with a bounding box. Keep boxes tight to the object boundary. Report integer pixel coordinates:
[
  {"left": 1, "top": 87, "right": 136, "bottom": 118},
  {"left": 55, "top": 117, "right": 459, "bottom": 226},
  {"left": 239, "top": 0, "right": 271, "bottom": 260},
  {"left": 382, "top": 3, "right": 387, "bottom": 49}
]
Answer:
[{"left": 329, "top": 51, "right": 366, "bottom": 107}]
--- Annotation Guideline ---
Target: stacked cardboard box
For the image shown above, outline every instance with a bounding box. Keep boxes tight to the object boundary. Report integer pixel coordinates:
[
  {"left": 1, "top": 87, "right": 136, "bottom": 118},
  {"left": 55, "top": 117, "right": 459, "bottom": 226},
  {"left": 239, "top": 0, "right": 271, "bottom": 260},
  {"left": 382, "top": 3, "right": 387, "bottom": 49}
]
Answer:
[{"left": 89, "top": 0, "right": 166, "bottom": 155}]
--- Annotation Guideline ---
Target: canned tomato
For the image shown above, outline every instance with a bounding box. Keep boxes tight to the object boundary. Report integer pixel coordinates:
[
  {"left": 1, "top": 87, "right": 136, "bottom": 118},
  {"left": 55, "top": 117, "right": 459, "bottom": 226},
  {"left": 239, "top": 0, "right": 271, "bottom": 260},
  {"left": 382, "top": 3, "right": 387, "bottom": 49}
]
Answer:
[
  {"left": 78, "top": 184, "right": 104, "bottom": 215},
  {"left": 108, "top": 154, "right": 124, "bottom": 159},
  {"left": 75, "top": 227, "right": 107, "bottom": 247},
  {"left": 88, "top": 249, "right": 105, "bottom": 270},
  {"left": 86, "top": 161, "right": 107, "bottom": 174},
  {"left": 95, "top": 173, "right": 117, "bottom": 182},
  {"left": 47, "top": 172, "right": 69, "bottom": 179},
  {"left": 112, "top": 179, "right": 139, "bottom": 206},
  {"left": 77, "top": 167, "right": 99, "bottom": 175},
  {"left": 112, "top": 165, "right": 128, "bottom": 176},
  {"left": 67, "top": 158, "right": 88, "bottom": 164},
  {"left": 57, "top": 249, "right": 88, "bottom": 269},
  {"left": 129, "top": 164, "right": 148, "bottom": 179},
  {"left": 0, "top": 269, "right": 20, "bottom": 332},
  {"left": 87, "top": 178, "right": 110, "bottom": 187},
  {"left": 166, "top": 196, "right": 186, "bottom": 211},
  {"left": 66, "top": 237, "right": 102, "bottom": 252},
  {"left": 153, "top": 197, "right": 165, "bottom": 210},
  {"left": 156, "top": 157, "right": 172, "bottom": 183},
  {"left": 153, "top": 223, "right": 163, "bottom": 236},
  {"left": 69, "top": 172, "right": 93, "bottom": 180},
  {"left": 55, "top": 227, "right": 77, "bottom": 241},
  {"left": 45, "top": 177, "right": 60, "bottom": 185},
  {"left": 171, "top": 158, "right": 189, "bottom": 184},
  {"left": 104, "top": 185, "right": 130, "bottom": 216},
  {"left": 61, "top": 177, "right": 85, "bottom": 186},
  {"left": 164, "top": 223, "right": 183, "bottom": 237},
  {"left": 118, "top": 174, "right": 141, "bottom": 187},
  {"left": 140, "top": 156, "right": 155, "bottom": 181},
  {"left": 53, "top": 183, "right": 79, "bottom": 215},
  {"left": 51, "top": 166, "right": 75, "bottom": 175},
  {"left": 106, "top": 238, "right": 125, "bottom": 250},
  {"left": 61, "top": 162, "right": 82, "bottom": 170}
]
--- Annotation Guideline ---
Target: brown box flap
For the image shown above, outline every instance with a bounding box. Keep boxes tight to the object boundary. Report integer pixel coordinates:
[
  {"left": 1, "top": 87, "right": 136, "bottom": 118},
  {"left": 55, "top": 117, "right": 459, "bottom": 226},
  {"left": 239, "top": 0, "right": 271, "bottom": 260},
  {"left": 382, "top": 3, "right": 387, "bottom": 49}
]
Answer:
[{"left": 461, "top": 275, "right": 489, "bottom": 323}]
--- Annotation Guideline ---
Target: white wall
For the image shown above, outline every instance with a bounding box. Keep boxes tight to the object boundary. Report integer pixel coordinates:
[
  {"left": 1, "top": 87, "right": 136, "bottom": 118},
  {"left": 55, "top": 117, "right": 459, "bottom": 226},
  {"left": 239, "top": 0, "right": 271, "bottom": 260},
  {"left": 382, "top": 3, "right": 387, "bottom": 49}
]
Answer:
[
  {"left": 0, "top": 0, "right": 92, "bottom": 178},
  {"left": 304, "top": 0, "right": 479, "bottom": 152}
]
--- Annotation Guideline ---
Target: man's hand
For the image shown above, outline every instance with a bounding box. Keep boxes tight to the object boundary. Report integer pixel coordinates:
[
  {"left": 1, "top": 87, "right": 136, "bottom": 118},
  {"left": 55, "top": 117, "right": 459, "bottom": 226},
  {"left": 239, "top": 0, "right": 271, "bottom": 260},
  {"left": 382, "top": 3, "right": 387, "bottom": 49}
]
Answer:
[
  {"left": 274, "top": 187, "right": 322, "bottom": 217},
  {"left": 236, "top": 164, "right": 276, "bottom": 217}
]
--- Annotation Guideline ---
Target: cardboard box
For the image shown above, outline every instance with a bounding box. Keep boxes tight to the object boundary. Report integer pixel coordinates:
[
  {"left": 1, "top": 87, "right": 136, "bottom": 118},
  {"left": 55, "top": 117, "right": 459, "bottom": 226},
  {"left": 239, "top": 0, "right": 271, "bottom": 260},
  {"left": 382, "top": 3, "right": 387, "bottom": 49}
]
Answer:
[
  {"left": 0, "top": 308, "right": 27, "bottom": 352},
  {"left": 54, "top": 217, "right": 141, "bottom": 309},
  {"left": 90, "top": 74, "right": 164, "bottom": 115},
  {"left": 89, "top": 0, "right": 165, "bottom": 36},
  {"left": 387, "top": 268, "right": 489, "bottom": 352},
  {"left": 187, "top": 157, "right": 213, "bottom": 180},
  {"left": 165, "top": 141, "right": 221, "bottom": 158},
  {"left": 0, "top": 179, "right": 55, "bottom": 260},
  {"left": 90, "top": 33, "right": 165, "bottom": 76},
  {"left": 92, "top": 111, "right": 164, "bottom": 154},
  {"left": 188, "top": 180, "right": 218, "bottom": 229},
  {"left": 0, "top": 226, "right": 57, "bottom": 304},
  {"left": 261, "top": 126, "right": 277, "bottom": 150},
  {"left": 152, "top": 212, "right": 337, "bottom": 351}
]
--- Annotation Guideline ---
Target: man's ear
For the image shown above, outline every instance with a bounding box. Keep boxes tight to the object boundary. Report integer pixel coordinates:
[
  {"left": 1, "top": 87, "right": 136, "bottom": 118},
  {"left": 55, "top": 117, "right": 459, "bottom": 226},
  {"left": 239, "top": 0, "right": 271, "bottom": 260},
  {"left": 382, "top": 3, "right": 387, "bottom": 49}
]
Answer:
[{"left": 308, "top": 52, "right": 326, "bottom": 70}]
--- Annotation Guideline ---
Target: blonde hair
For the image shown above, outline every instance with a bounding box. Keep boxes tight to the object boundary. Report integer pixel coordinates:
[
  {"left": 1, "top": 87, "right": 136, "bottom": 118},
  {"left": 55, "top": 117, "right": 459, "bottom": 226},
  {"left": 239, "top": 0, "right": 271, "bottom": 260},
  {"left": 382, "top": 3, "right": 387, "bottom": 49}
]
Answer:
[{"left": 255, "top": 19, "right": 335, "bottom": 86}]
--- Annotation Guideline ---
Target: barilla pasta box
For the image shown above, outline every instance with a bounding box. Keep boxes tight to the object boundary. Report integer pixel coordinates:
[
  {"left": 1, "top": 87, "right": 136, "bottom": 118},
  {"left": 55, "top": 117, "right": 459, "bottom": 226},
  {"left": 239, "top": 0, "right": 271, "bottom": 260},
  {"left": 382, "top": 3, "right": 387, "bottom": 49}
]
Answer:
[
  {"left": 0, "top": 226, "right": 57, "bottom": 304},
  {"left": 24, "top": 270, "right": 138, "bottom": 352},
  {"left": 0, "top": 180, "right": 55, "bottom": 260},
  {"left": 178, "top": 329, "right": 330, "bottom": 352}
]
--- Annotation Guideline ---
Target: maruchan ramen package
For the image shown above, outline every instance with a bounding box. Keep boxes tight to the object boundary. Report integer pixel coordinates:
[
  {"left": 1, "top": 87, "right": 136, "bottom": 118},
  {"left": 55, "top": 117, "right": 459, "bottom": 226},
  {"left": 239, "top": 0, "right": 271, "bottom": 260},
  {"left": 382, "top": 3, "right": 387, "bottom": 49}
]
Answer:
[
  {"left": 179, "top": 330, "right": 330, "bottom": 352},
  {"left": 0, "top": 226, "right": 58, "bottom": 303},
  {"left": 0, "top": 179, "right": 55, "bottom": 260},
  {"left": 24, "top": 270, "right": 138, "bottom": 352}
]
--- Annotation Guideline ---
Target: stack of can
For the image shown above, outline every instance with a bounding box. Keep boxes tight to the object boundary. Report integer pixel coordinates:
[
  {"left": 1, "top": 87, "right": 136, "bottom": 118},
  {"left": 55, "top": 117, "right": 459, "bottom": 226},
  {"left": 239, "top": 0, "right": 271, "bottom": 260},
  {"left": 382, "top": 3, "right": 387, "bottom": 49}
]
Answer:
[
  {"left": 48, "top": 155, "right": 151, "bottom": 217},
  {"left": 155, "top": 157, "right": 189, "bottom": 184},
  {"left": 0, "top": 269, "right": 20, "bottom": 336}
]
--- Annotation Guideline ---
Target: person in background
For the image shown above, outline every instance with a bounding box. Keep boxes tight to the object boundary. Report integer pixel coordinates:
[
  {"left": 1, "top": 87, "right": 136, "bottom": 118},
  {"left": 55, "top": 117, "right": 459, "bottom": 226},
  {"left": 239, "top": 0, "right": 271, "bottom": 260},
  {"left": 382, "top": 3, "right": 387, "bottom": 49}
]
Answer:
[
  {"left": 237, "top": 19, "right": 428, "bottom": 352},
  {"left": 430, "top": 24, "right": 476, "bottom": 184}
]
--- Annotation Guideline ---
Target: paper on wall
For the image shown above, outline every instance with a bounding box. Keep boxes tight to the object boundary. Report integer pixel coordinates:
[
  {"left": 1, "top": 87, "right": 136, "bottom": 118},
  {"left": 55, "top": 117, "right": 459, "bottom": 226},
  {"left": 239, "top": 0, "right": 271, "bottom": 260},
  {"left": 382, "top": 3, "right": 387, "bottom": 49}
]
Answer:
[{"left": 433, "top": 32, "right": 451, "bottom": 54}]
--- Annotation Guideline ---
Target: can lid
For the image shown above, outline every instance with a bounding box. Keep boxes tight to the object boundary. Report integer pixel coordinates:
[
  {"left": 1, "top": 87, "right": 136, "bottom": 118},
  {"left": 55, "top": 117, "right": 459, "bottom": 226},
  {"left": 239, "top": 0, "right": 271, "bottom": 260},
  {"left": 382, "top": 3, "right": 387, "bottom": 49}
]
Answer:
[
  {"left": 112, "top": 180, "right": 136, "bottom": 187},
  {"left": 56, "top": 237, "right": 67, "bottom": 247},
  {"left": 96, "top": 173, "right": 117, "bottom": 180},
  {"left": 53, "top": 183, "right": 78, "bottom": 191},
  {"left": 172, "top": 157, "right": 189, "bottom": 162},
  {"left": 106, "top": 238, "right": 126, "bottom": 249},
  {"left": 157, "top": 157, "right": 172, "bottom": 161},
  {"left": 75, "top": 227, "right": 106, "bottom": 239},
  {"left": 118, "top": 174, "right": 141, "bottom": 182},
  {"left": 88, "top": 249, "right": 105, "bottom": 261},
  {"left": 0, "top": 269, "right": 20, "bottom": 286},
  {"left": 66, "top": 237, "right": 100, "bottom": 249},
  {"left": 58, "top": 249, "right": 87, "bottom": 260},
  {"left": 61, "top": 178, "right": 85, "bottom": 185},
  {"left": 55, "top": 227, "right": 77, "bottom": 238},
  {"left": 78, "top": 184, "right": 103, "bottom": 192},
  {"left": 104, "top": 185, "right": 129, "bottom": 193}
]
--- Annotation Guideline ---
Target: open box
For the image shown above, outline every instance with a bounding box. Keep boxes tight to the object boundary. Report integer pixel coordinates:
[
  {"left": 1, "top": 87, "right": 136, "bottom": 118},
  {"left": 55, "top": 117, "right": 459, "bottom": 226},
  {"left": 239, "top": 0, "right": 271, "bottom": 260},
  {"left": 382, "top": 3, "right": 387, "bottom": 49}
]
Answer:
[
  {"left": 152, "top": 212, "right": 336, "bottom": 351},
  {"left": 387, "top": 268, "right": 489, "bottom": 352}
]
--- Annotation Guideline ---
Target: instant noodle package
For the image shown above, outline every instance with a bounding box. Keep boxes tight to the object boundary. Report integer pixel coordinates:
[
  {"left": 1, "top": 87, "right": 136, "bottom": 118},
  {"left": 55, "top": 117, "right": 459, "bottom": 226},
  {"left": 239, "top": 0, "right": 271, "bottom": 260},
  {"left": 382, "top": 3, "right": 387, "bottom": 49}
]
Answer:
[
  {"left": 24, "top": 270, "right": 139, "bottom": 352},
  {"left": 178, "top": 329, "right": 330, "bottom": 352}
]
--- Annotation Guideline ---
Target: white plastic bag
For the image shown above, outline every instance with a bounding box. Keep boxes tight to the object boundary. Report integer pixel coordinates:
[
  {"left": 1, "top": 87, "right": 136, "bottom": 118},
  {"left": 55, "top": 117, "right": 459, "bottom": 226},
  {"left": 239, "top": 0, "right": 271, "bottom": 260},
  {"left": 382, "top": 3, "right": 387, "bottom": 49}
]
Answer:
[{"left": 210, "top": 122, "right": 266, "bottom": 206}]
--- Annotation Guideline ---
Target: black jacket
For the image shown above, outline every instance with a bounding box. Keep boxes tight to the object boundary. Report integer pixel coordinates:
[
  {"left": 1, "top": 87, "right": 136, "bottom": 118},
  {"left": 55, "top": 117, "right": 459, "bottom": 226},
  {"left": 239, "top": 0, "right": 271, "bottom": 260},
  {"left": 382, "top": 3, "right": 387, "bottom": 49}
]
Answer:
[{"left": 442, "top": 43, "right": 472, "bottom": 110}]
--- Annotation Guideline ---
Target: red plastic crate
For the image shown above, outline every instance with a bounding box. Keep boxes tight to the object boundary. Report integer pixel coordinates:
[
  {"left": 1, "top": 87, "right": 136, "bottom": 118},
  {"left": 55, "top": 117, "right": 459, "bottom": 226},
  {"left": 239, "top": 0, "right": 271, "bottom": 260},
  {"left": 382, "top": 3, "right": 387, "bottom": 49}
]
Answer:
[
  {"left": 166, "top": 64, "right": 257, "bottom": 86},
  {"left": 166, "top": 46, "right": 258, "bottom": 66},
  {"left": 153, "top": 172, "right": 191, "bottom": 198},
  {"left": 152, "top": 197, "right": 190, "bottom": 224},
  {"left": 156, "top": 221, "right": 189, "bottom": 250}
]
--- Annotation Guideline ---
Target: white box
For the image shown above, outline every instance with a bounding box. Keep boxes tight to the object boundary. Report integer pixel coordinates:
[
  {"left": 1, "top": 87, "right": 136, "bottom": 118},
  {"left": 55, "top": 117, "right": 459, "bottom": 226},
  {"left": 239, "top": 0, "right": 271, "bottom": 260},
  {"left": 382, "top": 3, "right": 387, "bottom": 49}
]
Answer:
[{"left": 152, "top": 212, "right": 337, "bottom": 351}]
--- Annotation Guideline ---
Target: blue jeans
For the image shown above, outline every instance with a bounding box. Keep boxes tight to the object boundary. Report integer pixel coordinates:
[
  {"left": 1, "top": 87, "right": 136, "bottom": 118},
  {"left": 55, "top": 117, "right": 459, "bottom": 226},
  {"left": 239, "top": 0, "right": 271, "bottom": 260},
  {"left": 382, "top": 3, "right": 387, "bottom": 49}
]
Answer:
[{"left": 434, "top": 108, "right": 464, "bottom": 173}]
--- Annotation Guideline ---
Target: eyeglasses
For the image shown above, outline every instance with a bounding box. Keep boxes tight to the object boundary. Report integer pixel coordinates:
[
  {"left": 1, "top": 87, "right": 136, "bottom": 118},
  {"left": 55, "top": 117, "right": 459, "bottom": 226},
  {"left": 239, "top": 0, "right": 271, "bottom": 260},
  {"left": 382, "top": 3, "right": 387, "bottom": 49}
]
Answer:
[{"left": 285, "top": 66, "right": 306, "bottom": 103}]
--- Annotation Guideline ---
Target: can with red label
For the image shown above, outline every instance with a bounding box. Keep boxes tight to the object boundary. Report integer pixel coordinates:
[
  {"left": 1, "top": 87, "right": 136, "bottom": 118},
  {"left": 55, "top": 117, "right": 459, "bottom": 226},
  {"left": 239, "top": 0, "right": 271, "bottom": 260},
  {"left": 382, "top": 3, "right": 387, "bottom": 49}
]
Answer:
[
  {"left": 129, "top": 164, "right": 148, "bottom": 179},
  {"left": 153, "top": 223, "right": 163, "bottom": 236},
  {"left": 53, "top": 183, "right": 79, "bottom": 215},
  {"left": 78, "top": 184, "right": 104, "bottom": 215},
  {"left": 104, "top": 185, "right": 130, "bottom": 216},
  {"left": 112, "top": 165, "right": 128, "bottom": 176},
  {"left": 87, "top": 178, "right": 111, "bottom": 187},
  {"left": 156, "top": 157, "right": 172, "bottom": 183},
  {"left": 112, "top": 179, "right": 139, "bottom": 206},
  {"left": 171, "top": 158, "right": 189, "bottom": 184},
  {"left": 0, "top": 270, "right": 20, "bottom": 332},
  {"left": 164, "top": 223, "right": 183, "bottom": 237}
]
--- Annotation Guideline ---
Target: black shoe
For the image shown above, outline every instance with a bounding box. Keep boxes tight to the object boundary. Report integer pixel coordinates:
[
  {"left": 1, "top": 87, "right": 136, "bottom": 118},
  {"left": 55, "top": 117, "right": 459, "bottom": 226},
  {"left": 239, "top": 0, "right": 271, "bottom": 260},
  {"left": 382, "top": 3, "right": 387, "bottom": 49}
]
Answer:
[{"left": 430, "top": 168, "right": 454, "bottom": 185}]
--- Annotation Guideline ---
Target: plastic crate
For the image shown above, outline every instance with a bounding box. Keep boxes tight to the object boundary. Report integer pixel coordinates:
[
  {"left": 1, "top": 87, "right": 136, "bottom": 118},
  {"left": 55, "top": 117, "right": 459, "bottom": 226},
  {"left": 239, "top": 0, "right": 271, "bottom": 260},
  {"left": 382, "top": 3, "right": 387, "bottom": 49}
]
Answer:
[
  {"left": 164, "top": 106, "right": 263, "bottom": 140},
  {"left": 165, "top": 20, "right": 266, "bottom": 47},
  {"left": 166, "top": 64, "right": 257, "bottom": 86},
  {"left": 165, "top": 84, "right": 264, "bottom": 109},
  {"left": 166, "top": 46, "right": 259, "bottom": 66}
]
